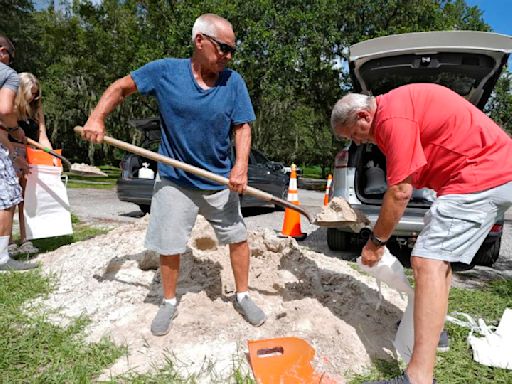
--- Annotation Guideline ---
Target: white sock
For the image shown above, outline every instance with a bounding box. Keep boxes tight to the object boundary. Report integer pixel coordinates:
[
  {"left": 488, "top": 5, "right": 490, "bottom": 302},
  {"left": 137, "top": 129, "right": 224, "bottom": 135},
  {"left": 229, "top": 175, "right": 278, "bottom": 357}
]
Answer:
[
  {"left": 0, "top": 236, "right": 10, "bottom": 264},
  {"left": 237, "top": 291, "right": 249, "bottom": 302},
  {"left": 163, "top": 297, "right": 177, "bottom": 306}
]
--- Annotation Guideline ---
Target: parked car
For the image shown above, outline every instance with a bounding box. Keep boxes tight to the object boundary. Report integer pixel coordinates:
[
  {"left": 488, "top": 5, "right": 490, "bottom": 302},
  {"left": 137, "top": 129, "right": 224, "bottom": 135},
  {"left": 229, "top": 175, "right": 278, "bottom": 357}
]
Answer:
[
  {"left": 117, "top": 118, "right": 290, "bottom": 214},
  {"left": 328, "top": 31, "right": 512, "bottom": 268}
]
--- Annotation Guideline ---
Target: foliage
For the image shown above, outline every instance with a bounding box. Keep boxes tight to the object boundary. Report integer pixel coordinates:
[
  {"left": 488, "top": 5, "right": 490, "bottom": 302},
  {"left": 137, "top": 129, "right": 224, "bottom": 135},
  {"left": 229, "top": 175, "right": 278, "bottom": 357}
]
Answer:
[
  {"left": 485, "top": 71, "right": 512, "bottom": 135},
  {"left": 3, "top": 0, "right": 508, "bottom": 167}
]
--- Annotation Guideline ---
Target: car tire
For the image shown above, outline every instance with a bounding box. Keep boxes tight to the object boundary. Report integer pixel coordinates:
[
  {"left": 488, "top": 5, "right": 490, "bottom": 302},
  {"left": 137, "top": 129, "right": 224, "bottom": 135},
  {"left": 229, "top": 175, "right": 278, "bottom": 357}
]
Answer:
[
  {"left": 471, "top": 238, "right": 501, "bottom": 267},
  {"left": 327, "top": 228, "right": 351, "bottom": 252},
  {"left": 139, "top": 204, "right": 151, "bottom": 214}
]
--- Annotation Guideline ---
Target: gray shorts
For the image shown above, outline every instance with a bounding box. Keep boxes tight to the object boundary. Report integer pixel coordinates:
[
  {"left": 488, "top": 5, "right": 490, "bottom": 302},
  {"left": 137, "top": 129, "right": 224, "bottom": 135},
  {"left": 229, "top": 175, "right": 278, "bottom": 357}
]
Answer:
[
  {"left": 145, "top": 175, "right": 247, "bottom": 255},
  {"left": 413, "top": 181, "right": 512, "bottom": 264},
  {"left": 0, "top": 144, "right": 22, "bottom": 210}
]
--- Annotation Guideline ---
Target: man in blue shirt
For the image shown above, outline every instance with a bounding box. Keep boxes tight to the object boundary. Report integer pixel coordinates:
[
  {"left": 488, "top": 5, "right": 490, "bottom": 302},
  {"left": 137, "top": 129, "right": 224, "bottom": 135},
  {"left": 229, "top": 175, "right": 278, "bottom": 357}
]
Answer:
[{"left": 82, "top": 14, "right": 266, "bottom": 335}]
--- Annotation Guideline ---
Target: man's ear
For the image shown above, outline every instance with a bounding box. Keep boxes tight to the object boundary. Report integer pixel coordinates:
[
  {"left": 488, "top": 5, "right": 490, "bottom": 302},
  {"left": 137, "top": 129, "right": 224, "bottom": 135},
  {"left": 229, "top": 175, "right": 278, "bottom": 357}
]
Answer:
[{"left": 356, "top": 109, "right": 371, "bottom": 123}]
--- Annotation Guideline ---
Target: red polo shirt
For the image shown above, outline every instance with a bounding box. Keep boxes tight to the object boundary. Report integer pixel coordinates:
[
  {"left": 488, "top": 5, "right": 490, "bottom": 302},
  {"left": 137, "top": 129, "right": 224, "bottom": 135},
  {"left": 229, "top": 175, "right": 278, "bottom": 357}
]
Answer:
[{"left": 372, "top": 83, "right": 512, "bottom": 196}]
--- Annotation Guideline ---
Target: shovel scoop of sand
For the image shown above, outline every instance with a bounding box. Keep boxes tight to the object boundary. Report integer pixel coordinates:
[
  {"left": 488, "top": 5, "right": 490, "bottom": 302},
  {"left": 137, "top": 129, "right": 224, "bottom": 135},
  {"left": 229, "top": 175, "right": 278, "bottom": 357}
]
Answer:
[
  {"left": 70, "top": 163, "right": 108, "bottom": 177},
  {"left": 314, "top": 197, "right": 370, "bottom": 227}
]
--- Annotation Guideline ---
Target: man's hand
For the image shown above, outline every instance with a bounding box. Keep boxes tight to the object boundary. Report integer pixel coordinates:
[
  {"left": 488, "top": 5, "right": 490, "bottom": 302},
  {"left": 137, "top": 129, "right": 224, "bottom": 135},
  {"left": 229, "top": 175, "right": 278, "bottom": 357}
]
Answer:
[
  {"left": 361, "top": 240, "right": 386, "bottom": 267},
  {"left": 82, "top": 117, "right": 105, "bottom": 144},
  {"left": 228, "top": 163, "right": 248, "bottom": 194}
]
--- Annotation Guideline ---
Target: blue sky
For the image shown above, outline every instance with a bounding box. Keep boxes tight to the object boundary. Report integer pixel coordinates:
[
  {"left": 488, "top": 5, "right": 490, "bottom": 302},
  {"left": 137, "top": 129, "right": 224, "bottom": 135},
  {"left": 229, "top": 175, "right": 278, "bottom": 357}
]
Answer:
[{"left": 465, "top": 0, "right": 512, "bottom": 35}]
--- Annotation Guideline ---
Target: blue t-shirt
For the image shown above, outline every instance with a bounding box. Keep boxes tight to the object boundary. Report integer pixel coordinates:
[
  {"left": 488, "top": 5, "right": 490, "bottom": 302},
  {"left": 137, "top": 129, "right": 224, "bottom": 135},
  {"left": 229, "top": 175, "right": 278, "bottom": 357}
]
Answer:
[{"left": 131, "top": 58, "right": 256, "bottom": 190}]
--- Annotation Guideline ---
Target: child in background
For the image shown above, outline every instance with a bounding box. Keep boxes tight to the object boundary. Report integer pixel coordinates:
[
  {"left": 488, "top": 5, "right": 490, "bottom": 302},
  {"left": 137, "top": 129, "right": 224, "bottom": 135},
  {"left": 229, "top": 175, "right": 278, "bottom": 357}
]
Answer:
[{"left": 9, "top": 73, "right": 54, "bottom": 255}]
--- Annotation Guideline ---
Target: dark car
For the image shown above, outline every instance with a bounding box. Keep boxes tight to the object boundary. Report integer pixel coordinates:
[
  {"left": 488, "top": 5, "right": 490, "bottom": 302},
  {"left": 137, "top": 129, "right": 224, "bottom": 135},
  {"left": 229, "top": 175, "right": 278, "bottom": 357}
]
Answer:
[
  {"left": 328, "top": 31, "right": 512, "bottom": 268},
  {"left": 117, "top": 118, "right": 289, "bottom": 214}
]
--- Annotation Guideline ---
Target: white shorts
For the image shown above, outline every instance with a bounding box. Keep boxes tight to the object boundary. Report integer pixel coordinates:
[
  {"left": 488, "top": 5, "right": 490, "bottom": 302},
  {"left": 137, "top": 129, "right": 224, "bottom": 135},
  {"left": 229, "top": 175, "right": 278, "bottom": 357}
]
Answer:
[
  {"left": 413, "top": 181, "right": 512, "bottom": 264},
  {"left": 144, "top": 175, "right": 247, "bottom": 255}
]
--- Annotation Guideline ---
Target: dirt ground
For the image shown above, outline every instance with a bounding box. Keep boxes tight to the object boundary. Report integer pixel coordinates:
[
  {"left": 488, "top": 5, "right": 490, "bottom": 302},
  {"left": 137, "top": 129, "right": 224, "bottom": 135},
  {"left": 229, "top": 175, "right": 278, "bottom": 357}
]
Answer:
[{"left": 35, "top": 215, "right": 408, "bottom": 383}]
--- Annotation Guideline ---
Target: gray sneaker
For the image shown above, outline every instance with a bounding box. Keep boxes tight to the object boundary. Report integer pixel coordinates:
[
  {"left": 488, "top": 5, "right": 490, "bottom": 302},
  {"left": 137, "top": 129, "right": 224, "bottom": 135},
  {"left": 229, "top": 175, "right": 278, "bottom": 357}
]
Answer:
[
  {"left": 0, "top": 258, "right": 38, "bottom": 271},
  {"left": 437, "top": 329, "right": 450, "bottom": 352},
  {"left": 233, "top": 296, "right": 266, "bottom": 326},
  {"left": 150, "top": 301, "right": 178, "bottom": 336}
]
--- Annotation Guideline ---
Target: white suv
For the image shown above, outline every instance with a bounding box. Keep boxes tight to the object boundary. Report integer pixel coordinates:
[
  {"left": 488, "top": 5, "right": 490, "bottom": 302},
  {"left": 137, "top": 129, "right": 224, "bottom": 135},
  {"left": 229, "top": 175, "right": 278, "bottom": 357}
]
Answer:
[{"left": 328, "top": 31, "right": 512, "bottom": 268}]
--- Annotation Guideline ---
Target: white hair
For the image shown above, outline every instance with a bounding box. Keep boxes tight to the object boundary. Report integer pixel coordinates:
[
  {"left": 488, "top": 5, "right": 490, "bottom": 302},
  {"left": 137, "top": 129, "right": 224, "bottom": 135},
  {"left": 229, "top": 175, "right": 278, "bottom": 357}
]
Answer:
[
  {"left": 191, "top": 14, "right": 231, "bottom": 43},
  {"left": 330, "top": 93, "right": 375, "bottom": 133}
]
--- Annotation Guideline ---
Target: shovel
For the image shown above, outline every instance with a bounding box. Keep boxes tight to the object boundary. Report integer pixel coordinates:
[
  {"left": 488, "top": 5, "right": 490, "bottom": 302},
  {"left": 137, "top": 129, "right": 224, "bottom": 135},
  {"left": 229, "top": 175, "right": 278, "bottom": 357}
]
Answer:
[
  {"left": 25, "top": 137, "right": 107, "bottom": 177},
  {"left": 74, "top": 126, "right": 314, "bottom": 222}
]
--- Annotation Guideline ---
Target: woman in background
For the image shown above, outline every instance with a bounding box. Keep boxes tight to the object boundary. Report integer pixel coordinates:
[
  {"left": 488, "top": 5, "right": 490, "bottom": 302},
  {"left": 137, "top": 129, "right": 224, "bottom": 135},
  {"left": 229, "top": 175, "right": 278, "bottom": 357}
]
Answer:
[{"left": 10, "top": 73, "right": 53, "bottom": 254}]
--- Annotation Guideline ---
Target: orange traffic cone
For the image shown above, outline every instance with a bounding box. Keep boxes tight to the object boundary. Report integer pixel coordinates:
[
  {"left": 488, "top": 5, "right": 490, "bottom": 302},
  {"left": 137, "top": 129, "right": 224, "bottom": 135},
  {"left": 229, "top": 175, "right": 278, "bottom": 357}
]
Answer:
[
  {"left": 323, "top": 174, "right": 332, "bottom": 206},
  {"left": 280, "top": 164, "right": 307, "bottom": 241}
]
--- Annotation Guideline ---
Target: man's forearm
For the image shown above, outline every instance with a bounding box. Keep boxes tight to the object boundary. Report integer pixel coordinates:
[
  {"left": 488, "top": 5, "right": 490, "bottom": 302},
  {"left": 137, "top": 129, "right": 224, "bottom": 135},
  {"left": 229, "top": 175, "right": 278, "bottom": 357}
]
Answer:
[
  {"left": 372, "top": 180, "right": 413, "bottom": 240},
  {"left": 234, "top": 123, "right": 251, "bottom": 168}
]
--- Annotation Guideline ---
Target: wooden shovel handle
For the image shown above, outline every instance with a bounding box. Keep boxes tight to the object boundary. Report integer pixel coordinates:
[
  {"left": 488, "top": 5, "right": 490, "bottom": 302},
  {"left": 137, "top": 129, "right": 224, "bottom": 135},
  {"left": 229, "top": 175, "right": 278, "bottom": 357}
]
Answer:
[{"left": 74, "top": 126, "right": 313, "bottom": 222}]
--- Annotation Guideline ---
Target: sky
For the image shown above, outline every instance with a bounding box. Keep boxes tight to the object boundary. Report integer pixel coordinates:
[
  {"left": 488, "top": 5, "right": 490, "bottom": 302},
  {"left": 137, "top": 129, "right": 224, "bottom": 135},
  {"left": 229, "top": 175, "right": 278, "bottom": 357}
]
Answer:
[{"left": 465, "top": 0, "right": 512, "bottom": 36}]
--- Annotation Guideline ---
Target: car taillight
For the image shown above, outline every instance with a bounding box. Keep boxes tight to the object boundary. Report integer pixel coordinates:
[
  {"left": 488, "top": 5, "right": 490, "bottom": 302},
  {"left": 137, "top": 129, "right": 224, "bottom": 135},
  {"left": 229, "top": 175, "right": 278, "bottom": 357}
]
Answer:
[
  {"left": 490, "top": 224, "right": 503, "bottom": 233},
  {"left": 334, "top": 149, "right": 349, "bottom": 168}
]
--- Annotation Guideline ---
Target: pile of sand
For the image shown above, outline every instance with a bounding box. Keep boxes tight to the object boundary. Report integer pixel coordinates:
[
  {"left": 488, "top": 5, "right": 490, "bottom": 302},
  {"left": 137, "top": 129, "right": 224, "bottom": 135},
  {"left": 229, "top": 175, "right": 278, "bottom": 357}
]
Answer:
[{"left": 35, "top": 215, "right": 406, "bottom": 382}]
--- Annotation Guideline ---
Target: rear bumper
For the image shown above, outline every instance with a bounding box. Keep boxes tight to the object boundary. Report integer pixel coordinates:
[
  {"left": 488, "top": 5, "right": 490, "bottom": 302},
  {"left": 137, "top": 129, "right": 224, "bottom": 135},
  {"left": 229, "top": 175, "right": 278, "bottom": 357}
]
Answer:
[{"left": 330, "top": 204, "right": 503, "bottom": 242}]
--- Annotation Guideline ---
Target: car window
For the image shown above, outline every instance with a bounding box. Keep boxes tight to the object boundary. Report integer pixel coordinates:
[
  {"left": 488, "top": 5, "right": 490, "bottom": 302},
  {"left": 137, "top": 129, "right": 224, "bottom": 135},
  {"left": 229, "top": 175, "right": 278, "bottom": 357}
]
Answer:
[{"left": 252, "top": 150, "right": 269, "bottom": 165}]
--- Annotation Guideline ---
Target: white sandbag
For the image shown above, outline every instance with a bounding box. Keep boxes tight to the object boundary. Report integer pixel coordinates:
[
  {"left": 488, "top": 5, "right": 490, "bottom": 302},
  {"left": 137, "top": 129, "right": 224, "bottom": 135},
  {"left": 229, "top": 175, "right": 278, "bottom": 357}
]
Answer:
[
  {"left": 356, "top": 247, "right": 414, "bottom": 295},
  {"left": 393, "top": 293, "right": 415, "bottom": 363},
  {"left": 356, "top": 248, "right": 415, "bottom": 362},
  {"left": 447, "top": 308, "right": 512, "bottom": 369},
  {"left": 24, "top": 165, "right": 73, "bottom": 240}
]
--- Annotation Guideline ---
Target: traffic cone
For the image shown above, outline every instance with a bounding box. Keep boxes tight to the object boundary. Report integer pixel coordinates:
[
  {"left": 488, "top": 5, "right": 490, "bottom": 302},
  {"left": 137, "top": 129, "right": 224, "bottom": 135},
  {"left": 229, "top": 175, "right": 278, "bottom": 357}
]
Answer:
[
  {"left": 280, "top": 164, "right": 307, "bottom": 241},
  {"left": 323, "top": 174, "right": 332, "bottom": 206}
]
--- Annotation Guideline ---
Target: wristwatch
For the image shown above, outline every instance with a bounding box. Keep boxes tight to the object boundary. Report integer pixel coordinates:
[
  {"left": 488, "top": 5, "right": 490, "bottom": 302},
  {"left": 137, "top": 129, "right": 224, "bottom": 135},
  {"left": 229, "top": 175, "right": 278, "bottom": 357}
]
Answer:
[{"left": 369, "top": 231, "right": 387, "bottom": 247}]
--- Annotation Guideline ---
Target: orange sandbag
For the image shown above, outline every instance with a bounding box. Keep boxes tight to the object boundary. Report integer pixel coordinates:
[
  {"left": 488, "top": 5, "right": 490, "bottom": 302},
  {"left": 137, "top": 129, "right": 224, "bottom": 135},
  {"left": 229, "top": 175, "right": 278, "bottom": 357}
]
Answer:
[
  {"left": 26, "top": 146, "right": 62, "bottom": 167},
  {"left": 248, "top": 337, "right": 337, "bottom": 383}
]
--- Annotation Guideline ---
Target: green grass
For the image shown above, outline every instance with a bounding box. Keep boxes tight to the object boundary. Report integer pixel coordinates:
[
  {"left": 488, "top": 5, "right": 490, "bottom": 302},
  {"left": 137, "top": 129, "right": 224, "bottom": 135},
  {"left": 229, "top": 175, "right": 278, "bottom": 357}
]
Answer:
[
  {"left": 65, "top": 165, "right": 120, "bottom": 189},
  {"left": 348, "top": 279, "right": 512, "bottom": 383},
  {"left": 0, "top": 269, "right": 126, "bottom": 383},
  {"left": 12, "top": 214, "right": 107, "bottom": 257}
]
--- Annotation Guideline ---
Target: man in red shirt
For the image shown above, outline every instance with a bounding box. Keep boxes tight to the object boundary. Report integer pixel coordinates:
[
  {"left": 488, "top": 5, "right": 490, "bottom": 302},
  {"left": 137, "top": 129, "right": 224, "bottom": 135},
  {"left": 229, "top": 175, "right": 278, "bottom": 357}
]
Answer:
[{"left": 331, "top": 83, "right": 512, "bottom": 384}]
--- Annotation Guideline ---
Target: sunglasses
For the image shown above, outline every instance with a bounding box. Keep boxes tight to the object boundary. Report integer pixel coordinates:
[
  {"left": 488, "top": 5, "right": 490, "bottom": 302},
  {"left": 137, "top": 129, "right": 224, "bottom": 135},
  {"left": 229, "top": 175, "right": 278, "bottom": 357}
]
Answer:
[
  {"left": 201, "top": 34, "right": 236, "bottom": 55},
  {"left": 0, "top": 46, "right": 14, "bottom": 65}
]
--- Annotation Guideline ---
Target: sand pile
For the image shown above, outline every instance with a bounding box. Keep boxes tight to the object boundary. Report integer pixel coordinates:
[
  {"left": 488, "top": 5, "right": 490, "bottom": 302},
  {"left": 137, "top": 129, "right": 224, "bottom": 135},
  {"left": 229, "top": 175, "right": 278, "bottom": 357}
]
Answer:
[
  {"left": 315, "top": 197, "right": 370, "bottom": 230},
  {"left": 35, "top": 215, "right": 406, "bottom": 382}
]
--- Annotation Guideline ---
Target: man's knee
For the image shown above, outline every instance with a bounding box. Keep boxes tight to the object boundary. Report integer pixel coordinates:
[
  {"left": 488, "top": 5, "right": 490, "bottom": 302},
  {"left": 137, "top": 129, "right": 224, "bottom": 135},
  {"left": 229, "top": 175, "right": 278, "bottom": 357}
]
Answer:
[{"left": 411, "top": 255, "right": 450, "bottom": 279}]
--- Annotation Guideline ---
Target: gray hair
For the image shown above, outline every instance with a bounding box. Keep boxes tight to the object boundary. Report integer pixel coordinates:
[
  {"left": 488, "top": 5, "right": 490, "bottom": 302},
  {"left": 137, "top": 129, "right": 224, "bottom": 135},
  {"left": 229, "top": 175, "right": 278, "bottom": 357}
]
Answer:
[
  {"left": 191, "top": 14, "right": 232, "bottom": 43},
  {"left": 330, "top": 93, "right": 375, "bottom": 133}
]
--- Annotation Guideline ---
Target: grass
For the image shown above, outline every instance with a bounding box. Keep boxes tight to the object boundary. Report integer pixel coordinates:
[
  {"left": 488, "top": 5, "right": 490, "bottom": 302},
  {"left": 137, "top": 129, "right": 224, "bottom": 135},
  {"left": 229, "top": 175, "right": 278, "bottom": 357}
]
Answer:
[
  {"left": 12, "top": 214, "right": 107, "bottom": 256},
  {"left": 65, "top": 165, "right": 120, "bottom": 189},
  {"left": 348, "top": 279, "right": 512, "bottom": 384},
  {"left": 1, "top": 214, "right": 125, "bottom": 383}
]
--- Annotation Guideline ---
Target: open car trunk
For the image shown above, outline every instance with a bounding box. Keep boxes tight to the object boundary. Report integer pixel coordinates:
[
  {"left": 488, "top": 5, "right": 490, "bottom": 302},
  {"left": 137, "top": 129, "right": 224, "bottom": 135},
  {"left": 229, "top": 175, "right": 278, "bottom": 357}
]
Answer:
[{"left": 349, "top": 31, "right": 512, "bottom": 206}]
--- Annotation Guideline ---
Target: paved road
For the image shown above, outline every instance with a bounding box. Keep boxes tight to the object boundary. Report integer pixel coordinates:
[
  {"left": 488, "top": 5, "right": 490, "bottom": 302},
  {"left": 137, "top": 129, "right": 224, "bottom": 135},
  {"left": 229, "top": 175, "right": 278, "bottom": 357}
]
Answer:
[{"left": 66, "top": 188, "right": 511, "bottom": 288}]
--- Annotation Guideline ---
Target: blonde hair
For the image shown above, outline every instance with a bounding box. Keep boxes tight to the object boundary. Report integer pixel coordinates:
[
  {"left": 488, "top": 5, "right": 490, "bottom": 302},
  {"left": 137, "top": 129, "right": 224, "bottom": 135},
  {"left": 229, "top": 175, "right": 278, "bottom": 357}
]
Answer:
[{"left": 15, "top": 72, "right": 41, "bottom": 122}]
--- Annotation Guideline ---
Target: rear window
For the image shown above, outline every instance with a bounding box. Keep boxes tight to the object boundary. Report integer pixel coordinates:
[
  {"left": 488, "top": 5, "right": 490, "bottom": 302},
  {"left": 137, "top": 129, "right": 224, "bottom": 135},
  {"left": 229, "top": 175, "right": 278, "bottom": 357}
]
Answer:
[{"left": 357, "top": 52, "right": 495, "bottom": 96}]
